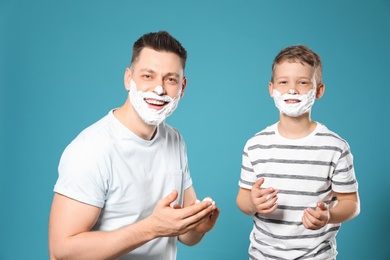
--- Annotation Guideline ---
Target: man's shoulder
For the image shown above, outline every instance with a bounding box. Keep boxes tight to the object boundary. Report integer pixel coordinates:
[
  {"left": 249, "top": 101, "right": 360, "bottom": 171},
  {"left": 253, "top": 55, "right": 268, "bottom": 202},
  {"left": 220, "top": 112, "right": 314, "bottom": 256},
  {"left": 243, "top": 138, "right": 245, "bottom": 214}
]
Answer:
[{"left": 65, "top": 112, "right": 114, "bottom": 152}]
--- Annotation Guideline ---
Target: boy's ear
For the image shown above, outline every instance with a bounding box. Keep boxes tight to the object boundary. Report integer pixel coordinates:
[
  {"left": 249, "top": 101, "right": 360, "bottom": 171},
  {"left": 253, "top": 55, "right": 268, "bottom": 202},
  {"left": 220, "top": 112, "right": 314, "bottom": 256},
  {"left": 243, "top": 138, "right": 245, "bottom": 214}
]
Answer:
[
  {"left": 268, "top": 82, "right": 274, "bottom": 97},
  {"left": 316, "top": 83, "right": 325, "bottom": 99}
]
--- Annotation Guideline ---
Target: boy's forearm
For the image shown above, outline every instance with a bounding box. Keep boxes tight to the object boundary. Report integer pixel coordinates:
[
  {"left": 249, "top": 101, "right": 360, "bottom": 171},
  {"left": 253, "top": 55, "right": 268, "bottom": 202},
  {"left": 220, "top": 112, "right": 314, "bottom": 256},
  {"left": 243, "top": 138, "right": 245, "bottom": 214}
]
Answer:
[
  {"left": 236, "top": 190, "right": 256, "bottom": 216},
  {"left": 328, "top": 192, "right": 360, "bottom": 224}
]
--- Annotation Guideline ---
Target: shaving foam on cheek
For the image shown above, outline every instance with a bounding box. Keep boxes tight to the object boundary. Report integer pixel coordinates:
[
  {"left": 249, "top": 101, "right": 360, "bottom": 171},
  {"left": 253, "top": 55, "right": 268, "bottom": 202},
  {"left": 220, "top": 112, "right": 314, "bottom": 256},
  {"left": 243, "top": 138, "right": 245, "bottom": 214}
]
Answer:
[
  {"left": 129, "top": 80, "right": 181, "bottom": 125},
  {"left": 273, "top": 87, "right": 316, "bottom": 117}
]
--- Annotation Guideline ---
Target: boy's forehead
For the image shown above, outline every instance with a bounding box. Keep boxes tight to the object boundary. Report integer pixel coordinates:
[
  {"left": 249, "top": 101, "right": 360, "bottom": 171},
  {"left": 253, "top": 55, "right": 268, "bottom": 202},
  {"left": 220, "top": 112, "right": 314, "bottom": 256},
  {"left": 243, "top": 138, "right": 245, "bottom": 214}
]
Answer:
[{"left": 274, "top": 61, "right": 315, "bottom": 77}]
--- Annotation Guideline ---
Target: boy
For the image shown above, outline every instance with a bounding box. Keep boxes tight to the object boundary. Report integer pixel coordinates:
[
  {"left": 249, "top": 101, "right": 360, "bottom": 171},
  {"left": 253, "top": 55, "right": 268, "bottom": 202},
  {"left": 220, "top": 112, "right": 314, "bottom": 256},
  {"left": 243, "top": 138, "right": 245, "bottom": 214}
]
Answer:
[{"left": 236, "top": 45, "right": 360, "bottom": 259}]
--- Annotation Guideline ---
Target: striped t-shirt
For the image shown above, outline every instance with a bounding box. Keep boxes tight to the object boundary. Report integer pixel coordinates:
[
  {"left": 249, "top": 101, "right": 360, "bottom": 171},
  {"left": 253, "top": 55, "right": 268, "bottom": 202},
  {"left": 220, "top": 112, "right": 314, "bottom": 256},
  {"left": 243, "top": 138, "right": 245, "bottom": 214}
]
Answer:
[{"left": 239, "top": 122, "right": 358, "bottom": 260}]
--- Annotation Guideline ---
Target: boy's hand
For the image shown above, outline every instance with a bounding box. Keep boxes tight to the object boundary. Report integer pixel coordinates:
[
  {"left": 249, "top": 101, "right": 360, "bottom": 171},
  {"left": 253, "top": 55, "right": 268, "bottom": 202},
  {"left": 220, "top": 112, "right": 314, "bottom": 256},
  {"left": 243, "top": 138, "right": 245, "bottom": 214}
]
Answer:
[
  {"left": 251, "top": 178, "right": 278, "bottom": 215},
  {"left": 302, "top": 202, "right": 330, "bottom": 230}
]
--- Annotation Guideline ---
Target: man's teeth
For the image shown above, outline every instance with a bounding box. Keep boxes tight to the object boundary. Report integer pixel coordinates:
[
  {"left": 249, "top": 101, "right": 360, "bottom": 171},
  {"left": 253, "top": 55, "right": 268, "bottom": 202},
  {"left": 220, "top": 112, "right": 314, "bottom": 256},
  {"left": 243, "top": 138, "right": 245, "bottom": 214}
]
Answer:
[{"left": 146, "top": 99, "right": 166, "bottom": 105}]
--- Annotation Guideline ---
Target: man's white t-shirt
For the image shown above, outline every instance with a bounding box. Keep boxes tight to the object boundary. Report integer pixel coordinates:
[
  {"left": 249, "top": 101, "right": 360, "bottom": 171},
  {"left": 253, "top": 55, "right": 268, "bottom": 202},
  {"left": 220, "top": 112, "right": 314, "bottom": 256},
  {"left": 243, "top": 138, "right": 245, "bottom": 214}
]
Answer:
[{"left": 54, "top": 110, "right": 193, "bottom": 259}]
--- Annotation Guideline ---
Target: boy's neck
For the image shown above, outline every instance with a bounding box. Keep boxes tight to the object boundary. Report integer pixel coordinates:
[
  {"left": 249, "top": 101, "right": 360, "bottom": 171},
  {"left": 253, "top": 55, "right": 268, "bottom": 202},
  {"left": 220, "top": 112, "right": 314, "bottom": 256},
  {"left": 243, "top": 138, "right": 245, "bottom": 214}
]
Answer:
[{"left": 277, "top": 113, "right": 317, "bottom": 139}]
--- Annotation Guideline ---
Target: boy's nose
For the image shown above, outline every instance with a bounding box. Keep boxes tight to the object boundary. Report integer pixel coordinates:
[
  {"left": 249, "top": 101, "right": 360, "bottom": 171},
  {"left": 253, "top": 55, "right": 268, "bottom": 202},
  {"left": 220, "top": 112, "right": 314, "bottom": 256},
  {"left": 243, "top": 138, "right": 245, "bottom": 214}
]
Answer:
[{"left": 289, "top": 88, "right": 297, "bottom": 94}]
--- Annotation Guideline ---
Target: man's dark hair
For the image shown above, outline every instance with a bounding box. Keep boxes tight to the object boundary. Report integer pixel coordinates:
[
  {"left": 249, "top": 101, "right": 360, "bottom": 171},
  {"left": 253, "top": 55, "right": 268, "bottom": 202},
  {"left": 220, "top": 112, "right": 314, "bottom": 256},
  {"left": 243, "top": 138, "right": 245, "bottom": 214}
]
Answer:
[{"left": 131, "top": 31, "right": 187, "bottom": 69}]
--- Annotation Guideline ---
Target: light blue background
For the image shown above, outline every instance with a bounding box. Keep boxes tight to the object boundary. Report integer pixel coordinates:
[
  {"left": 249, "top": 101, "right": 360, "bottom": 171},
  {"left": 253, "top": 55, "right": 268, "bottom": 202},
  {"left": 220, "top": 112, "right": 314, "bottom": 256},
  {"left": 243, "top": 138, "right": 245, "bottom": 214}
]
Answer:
[{"left": 1, "top": 1, "right": 389, "bottom": 259}]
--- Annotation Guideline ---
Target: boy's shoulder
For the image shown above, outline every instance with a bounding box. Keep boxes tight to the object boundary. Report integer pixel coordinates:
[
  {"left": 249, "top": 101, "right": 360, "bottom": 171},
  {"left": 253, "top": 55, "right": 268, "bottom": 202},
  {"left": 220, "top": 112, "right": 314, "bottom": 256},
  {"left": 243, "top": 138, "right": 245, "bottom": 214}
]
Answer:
[
  {"left": 245, "top": 123, "right": 278, "bottom": 144},
  {"left": 314, "top": 122, "right": 351, "bottom": 148}
]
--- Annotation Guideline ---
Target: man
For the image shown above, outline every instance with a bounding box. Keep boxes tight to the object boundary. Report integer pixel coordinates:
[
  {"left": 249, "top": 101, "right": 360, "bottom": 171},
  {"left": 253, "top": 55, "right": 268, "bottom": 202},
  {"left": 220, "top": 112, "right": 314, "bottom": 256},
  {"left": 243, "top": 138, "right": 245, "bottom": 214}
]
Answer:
[{"left": 49, "top": 31, "right": 219, "bottom": 260}]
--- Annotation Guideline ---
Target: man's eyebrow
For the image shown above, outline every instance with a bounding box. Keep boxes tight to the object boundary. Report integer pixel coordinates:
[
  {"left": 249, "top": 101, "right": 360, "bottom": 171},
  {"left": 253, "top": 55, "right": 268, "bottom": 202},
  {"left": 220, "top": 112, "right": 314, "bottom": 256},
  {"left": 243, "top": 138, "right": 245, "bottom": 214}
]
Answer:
[
  {"left": 140, "top": 68, "right": 155, "bottom": 74},
  {"left": 165, "top": 72, "right": 180, "bottom": 78}
]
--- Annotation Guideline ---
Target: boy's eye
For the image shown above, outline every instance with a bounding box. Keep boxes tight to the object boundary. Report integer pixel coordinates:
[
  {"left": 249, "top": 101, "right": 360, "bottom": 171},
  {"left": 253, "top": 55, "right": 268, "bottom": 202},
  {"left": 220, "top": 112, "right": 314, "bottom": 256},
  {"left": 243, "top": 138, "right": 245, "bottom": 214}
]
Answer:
[{"left": 279, "top": 81, "right": 287, "bottom": 85}]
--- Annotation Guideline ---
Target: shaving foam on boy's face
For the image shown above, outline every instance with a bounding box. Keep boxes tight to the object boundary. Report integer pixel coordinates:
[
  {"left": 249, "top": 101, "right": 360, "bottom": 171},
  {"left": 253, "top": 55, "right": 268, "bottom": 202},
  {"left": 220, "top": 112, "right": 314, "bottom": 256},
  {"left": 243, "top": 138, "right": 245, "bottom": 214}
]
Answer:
[
  {"left": 129, "top": 80, "right": 181, "bottom": 125},
  {"left": 273, "top": 86, "right": 317, "bottom": 117}
]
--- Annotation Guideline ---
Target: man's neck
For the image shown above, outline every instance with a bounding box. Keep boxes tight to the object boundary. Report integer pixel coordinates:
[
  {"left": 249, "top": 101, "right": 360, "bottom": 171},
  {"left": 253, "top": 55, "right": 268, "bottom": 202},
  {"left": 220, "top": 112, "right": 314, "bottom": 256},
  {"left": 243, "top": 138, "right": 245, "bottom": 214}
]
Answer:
[{"left": 113, "top": 100, "right": 157, "bottom": 140}]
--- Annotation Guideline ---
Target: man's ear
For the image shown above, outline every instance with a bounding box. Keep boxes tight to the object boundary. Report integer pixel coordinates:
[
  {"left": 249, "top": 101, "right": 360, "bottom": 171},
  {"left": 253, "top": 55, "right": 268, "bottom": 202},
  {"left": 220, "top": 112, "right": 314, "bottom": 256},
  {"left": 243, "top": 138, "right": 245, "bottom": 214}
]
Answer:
[
  {"left": 268, "top": 82, "right": 274, "bottom": 97},
  {"left": 180, "top": 77, "right": 187, "bottom": 98},
  {"left": 124, "top": 67, "right": 132, "bottom": 91},
  {"left": 316, "top": 83, "right": 325, "bottom": 99}
]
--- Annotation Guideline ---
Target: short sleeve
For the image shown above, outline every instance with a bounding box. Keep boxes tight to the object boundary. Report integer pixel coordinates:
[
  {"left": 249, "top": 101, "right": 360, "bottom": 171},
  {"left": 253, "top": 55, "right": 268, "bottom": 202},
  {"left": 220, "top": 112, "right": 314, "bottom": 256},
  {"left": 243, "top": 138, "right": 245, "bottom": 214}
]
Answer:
[
  {"left": 238, "top": 142, "right": 257, "bottom": 190},
  {"left": 54, "top": 139, "right": 109, "bottom": 208},
  {"left": 331, "top": 142, "right": 358, "bottom": 193}
]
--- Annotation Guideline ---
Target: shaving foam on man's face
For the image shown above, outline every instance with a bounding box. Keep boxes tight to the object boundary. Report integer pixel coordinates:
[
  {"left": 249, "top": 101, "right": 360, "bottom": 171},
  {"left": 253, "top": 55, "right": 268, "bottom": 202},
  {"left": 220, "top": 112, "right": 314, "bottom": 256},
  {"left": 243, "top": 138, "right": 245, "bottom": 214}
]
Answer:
[
  {"left": 129, "top": 80, "right": 181, "bottom": 125},
  {"left": 273, "top": 87, "right": 317, "bottom": 117}
]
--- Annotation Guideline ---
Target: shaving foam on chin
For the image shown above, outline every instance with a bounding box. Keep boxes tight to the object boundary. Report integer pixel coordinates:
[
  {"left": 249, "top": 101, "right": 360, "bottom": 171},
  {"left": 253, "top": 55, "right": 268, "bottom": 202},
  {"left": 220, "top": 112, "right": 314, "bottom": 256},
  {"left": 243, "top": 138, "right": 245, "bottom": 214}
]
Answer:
[
  {"left": 273, "top": 87, "right": 316, "bottom": 117},
  {"left": 129, "top": 80, "right": 181, "bottom": 125}
]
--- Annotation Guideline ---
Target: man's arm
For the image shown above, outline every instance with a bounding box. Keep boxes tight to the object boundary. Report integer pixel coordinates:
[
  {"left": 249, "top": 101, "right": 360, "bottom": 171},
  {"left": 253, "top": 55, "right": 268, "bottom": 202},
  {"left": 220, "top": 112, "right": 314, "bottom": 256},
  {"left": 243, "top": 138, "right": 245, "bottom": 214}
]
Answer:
[
  {"left": 178, "top": 186, "right": 219, "bottom": 246},
  {"left": 49, "top": 190, "right": 217, "bottom": 259},
  {"left": 48, "top": 193, "right": 157, "bottom": 260}
]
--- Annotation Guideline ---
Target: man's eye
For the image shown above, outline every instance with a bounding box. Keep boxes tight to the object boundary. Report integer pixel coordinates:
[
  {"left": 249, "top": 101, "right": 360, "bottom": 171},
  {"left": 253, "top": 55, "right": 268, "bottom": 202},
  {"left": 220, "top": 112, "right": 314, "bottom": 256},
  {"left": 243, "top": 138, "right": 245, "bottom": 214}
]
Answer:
[
  {"left": 166, "top": 77, "right": 178, "bottom": 83},
  {"left": 143, "top": 75, "right": 152, "bottom": 79}
]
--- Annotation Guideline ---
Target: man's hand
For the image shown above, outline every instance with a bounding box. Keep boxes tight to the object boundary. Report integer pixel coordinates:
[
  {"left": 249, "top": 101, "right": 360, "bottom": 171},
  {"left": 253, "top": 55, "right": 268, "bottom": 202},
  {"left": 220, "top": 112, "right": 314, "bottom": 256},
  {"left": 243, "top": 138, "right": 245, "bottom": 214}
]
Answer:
[
  {"left": 302, "top": 202, "right": 330, "bottom": 230},
  {"left": 192, "top": 198, "right": 220, "bottom": 234},
  {"left": 150, "top": 190, "right": 217, "bottom": 237}
]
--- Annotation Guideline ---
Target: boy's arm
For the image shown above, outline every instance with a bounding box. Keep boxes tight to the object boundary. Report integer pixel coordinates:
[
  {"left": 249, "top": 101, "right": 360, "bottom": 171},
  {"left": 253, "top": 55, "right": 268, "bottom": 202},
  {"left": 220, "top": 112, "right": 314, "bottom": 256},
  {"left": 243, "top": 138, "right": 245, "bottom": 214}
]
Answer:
[
  {"left": 302, "top": 191, "right": 360, "bottom": 230},
  {"left": 328, "top": 191, "right": 360, "bottom": 224},
  {"left": 236, "top": 187, "right": 257, "bottom": 215}
]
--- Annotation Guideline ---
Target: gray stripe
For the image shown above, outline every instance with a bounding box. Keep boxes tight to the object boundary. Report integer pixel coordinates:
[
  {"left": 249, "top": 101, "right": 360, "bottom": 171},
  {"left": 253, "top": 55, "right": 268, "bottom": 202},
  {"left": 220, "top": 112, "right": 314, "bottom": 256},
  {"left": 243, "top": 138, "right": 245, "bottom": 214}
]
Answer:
[
  {"left": 248, "top": 144, "right": 343, "bottom": 153},
  {"left": 334, "top": 164, "right": 353, "bottom": 175},
  {"left": 315, "top": 132, "right": 342, "bottom": 141},
  {"left": 255, "top": 131, "right": 275, "bottom": 136},
  {"left": 250, "top": 238, "right": 334, "bottom": 260},
  {"left": 239, "top": 178, "right": 255, "bottom": 186},
  {"left": 332, "top": 179, "right": 357, "bottom": 186},
  {"left": 241, "top": 165, "right": 254, "bottom": 172},
  {"left": 252, "top": 158, "right": 336, "bottom": 168},
  {"left": 255, "top": 214, "right": 302, "bottom": 226},
  {"left": 256, "top": 173, "right": 328, "bottom": 182},
  {"left": 277, "top": 185, "right": 332, "bottom": 196},
  {"left": 339, "top": 149, "right": 350, "bottom": 159},
  {"left": 276, "top": 198, "right": 334, "bottom": 211},
  {"left": 254, "top": 222, "right": 339, "bottom": 240}
]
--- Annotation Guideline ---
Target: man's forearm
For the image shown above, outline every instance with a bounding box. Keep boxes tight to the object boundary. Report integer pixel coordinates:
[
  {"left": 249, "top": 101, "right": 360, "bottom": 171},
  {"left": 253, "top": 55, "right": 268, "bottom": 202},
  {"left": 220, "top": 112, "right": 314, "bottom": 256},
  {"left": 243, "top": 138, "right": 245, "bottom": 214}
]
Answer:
[
  {"left": 178, "top": 230, "right": 205, "bottom": 246},
  {"left": 50, "top": 217, "right": 157, "bottom": 260}
]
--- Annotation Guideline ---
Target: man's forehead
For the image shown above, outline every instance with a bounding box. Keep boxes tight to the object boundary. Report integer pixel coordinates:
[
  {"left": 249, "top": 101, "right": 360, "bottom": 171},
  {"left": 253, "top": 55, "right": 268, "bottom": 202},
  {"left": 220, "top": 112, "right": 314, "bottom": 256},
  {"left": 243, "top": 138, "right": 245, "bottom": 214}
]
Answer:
[{"left": 138, "top": 68, "right": 182, "bottom": 77}]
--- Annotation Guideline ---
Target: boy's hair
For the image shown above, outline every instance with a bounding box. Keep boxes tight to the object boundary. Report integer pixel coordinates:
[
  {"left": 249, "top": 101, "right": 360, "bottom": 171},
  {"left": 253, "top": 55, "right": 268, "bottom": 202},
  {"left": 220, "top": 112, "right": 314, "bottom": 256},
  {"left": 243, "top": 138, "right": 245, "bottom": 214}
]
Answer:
[
  {"left": 271, "top": 45, "right": 322, "bottom": 85},
  {"left": 131, "top": 31, "right": 187, "bottom": 70}
]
